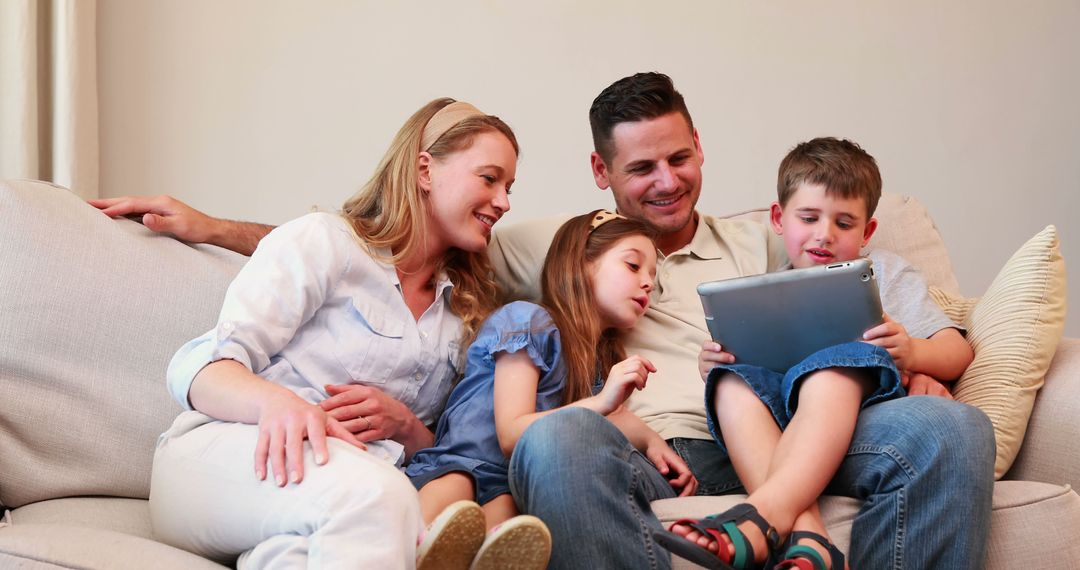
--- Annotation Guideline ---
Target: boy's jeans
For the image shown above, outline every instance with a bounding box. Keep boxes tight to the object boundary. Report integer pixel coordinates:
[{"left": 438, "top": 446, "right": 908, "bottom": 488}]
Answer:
[{"left": 508, "top": 397, "right": 994, "bottom": 569}]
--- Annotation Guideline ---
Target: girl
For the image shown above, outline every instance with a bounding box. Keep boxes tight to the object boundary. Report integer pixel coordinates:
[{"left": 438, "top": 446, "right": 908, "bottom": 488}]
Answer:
[
  {"left": 149, "top": 98, "right": 519, "bottom": 569},
  {"left": 407, "top": 210, "right": 699, "bottom": 570}
]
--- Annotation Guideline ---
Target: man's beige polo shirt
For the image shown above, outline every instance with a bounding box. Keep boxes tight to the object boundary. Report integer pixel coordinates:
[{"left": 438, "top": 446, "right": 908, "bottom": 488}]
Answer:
[{"left": 488, "top": 212, "right": 786, "bottom": 441}]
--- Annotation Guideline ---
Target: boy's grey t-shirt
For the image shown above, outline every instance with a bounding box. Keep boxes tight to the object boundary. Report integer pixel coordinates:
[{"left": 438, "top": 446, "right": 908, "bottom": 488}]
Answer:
[{"left": 866, "top": 248, "right": 964, "bottom": 339}]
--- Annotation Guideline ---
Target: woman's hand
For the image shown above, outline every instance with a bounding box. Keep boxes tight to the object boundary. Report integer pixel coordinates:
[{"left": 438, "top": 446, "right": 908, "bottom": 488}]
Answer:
[
  {"left": 320, "top": 384, "right": 432, "bottom": 451},
  {"left": 592, "top": 355, "right": 656, "bottom": 416},
  {"left": 862, "top": 313, "right": 917, "bottom": 371},
  {"left": 255, "top": 390, "right": 366, "bottom": 487},
  {"left": 645, "top": 437, "right": 698, "bottom": 497},
  {"left": 698, "top": 340, "right": 735, "bottom": 381}
]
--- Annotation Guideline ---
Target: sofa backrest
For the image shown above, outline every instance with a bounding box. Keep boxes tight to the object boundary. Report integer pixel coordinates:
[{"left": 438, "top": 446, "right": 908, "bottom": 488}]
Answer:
[{"left": 0, "top": 180, "right": 246, "bottom": 508}]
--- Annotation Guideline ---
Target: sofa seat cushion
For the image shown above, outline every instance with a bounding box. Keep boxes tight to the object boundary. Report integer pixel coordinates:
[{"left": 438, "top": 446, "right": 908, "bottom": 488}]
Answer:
[
  {"left": 0, "top": 523, "right": 228, "bottom": 569},
  {"left": 11, "top": 497, "right": 153, "bottom": 540},
  {"left": 654, "top": 481, "right": 1080, "bottom": 569}
]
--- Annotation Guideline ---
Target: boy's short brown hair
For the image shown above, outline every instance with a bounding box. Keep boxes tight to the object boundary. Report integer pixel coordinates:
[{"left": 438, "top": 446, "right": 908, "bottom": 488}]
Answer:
[{"left": 777, "top": 137, "right": 882, "bottom": 218}]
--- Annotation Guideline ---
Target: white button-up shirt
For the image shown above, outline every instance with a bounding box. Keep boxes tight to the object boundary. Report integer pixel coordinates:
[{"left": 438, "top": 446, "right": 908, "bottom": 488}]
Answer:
[{"left": 167, "top": 213, "right": 463, "bottom": 462}]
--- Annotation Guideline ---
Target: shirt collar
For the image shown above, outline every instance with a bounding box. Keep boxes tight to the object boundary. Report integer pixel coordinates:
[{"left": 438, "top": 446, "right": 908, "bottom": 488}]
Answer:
[
  {"left": 372, "top": 245, "right": 455, "bottom": 301},
  {"left": 664, "top": 211, "right": 727, "bottom": 261}
]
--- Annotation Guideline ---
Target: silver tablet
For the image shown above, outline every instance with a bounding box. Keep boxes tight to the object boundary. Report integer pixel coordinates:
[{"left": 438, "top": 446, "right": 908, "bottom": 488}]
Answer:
[{"left": 697, "top": 258, "right": 883, "bottom": 372}]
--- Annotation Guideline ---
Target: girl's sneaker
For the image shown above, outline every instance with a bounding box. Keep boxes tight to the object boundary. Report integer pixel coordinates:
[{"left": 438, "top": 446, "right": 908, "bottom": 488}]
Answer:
[
  {"left": 469, "top": 515, "right": 552, "bottom": 570},
  {"left": 417, "top": 500, "right": 486, "bottom": 570}
]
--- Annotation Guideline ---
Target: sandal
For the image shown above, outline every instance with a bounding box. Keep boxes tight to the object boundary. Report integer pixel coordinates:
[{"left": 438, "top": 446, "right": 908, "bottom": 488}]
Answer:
[
  {"left": 653, "top": 503, "right": 781, "bottom": 570},
  {"left": 469, "top": 514, "right": 552, "bottom": 570},
  {"left": 771, "top": 531, "right": 845, "bottom": 570},
  {"left": 416, "top": 500, "right": 486, "bottom": 570}
]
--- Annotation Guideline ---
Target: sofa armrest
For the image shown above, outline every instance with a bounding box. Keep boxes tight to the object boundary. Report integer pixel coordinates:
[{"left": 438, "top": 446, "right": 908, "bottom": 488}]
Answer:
[{"left": 1005, "top": 337, "right": 1080, "bottom": 489}]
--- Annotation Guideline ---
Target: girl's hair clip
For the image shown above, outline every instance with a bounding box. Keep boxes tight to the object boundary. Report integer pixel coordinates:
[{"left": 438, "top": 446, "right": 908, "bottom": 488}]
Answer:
[{"left": 588, "top": 210, "right": 626, "bottom": 232}]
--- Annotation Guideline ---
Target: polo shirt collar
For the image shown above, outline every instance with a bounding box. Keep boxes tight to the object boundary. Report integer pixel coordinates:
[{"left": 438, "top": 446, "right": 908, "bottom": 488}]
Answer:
[{"left": 668, "top": 211, "right": 726, "bottom": 261}]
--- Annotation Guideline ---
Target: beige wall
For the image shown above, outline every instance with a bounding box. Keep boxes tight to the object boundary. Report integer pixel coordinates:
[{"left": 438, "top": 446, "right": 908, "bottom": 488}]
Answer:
[{"left": 98, "top": 1, "right": 1079, "bottom": 335}]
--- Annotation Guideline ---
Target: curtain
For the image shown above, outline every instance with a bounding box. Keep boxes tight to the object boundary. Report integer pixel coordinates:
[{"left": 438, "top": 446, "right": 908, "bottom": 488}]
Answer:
[{"left": 0, "top": 0, "right": 98, "bottom": 199}]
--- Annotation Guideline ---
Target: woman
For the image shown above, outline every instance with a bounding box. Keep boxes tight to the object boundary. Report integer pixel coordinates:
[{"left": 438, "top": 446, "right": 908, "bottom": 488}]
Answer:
[{"left": 148, "top": 98, "right": 518, "bottom": 569}]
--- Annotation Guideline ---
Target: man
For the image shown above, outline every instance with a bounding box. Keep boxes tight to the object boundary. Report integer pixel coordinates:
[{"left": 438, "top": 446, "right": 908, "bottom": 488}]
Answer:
[{"left": 91, "top": 72, "right": 995, "bottom": 569}]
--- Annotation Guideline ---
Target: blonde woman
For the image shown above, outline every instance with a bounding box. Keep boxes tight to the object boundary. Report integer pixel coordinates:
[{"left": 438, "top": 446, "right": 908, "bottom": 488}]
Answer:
[{"left": 148, "top": 98, "right": 517, "bottom": 569}]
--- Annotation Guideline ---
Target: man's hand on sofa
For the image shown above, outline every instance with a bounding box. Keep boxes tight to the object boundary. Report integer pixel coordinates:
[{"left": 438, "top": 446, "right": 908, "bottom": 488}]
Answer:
[
  {"left": 321, "top": 383, "right": 435, "bottom": 458},
  {"left": 87, "top": 195, "right": 274, "bottom": 256}
]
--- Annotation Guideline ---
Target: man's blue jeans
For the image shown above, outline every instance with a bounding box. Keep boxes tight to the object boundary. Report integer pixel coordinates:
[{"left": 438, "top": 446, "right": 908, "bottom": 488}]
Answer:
[{"left": 508, "top": 397, "right": 994, "bottom": 569}]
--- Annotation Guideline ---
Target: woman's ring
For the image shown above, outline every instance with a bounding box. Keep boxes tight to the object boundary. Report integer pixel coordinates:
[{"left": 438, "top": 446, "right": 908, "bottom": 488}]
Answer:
[{"left": 360, "top": 416, "right": 372, "bottom": 431}]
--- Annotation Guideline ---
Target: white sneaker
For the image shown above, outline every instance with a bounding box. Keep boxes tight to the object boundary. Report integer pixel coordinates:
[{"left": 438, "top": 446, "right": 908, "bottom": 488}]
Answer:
[
  {"left": 417, "top": 500, "right": 487, "bottom": 570},
  {"left": 469, "top": 515, "right": 552, "bottom": 570}
]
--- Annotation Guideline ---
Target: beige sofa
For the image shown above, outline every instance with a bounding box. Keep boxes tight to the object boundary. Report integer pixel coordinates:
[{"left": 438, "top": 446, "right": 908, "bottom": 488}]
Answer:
[{"left": 1, "top": 178, "right": 1077, "bottom": 569}]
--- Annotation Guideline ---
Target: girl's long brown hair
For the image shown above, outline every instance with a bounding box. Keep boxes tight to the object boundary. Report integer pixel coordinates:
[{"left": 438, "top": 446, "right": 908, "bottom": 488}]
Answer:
[
  {"left": 341, "top": 98, "right": 519, "bottom": 349},
  {"left": 540, "top": 211, "right": 657, "bottom": 405}
]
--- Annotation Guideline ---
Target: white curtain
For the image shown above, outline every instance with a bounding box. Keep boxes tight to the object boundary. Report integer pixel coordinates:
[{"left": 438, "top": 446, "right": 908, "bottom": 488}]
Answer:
[{"left": 0, "top": 0, "right": 98, "bottom": 199}]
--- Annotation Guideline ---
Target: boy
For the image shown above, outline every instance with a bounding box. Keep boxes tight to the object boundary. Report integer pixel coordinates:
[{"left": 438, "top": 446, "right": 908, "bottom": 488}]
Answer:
[{"left": 656, "top": 137, "right": 974, "bottom": 569}]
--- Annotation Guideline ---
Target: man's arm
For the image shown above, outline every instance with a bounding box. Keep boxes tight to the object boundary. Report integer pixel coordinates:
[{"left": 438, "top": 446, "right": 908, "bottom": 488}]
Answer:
[
  {"left": 487, "top": 215, "right": 568, "bottom": 303},
  {"left": 88, "top": 195, "right": 274, "bottom": 256}
]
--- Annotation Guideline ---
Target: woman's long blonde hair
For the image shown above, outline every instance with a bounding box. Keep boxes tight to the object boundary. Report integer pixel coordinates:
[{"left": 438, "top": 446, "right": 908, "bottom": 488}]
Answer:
[
  {"left": 540, "top": 211, "right": 657, "bottom": 405},
  {"left": 341, "top": 98, "right": 519, "bottom": 348}
]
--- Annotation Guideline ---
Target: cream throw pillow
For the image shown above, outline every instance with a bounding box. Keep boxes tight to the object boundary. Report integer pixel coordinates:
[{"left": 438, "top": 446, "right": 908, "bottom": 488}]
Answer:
[{"left": 928, "top": 225, "right": 1066, "bottom": 479}]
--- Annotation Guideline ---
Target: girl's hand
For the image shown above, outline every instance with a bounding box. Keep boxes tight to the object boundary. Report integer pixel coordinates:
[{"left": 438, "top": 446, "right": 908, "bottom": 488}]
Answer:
[
  {"left": 862, "top": 313, "right": 916, "bottom": 370},
  {"left": 698, "top": 340, "right": 735, "bottom": 381},
  {"left": 902, "top": 372, "right": 955, "bottom": 399},
  {"left": 320, "top": 384, "right": 428, "bottom": 446},
  {"left": 593, "top": 355, "right": 656, "bottom": 415},
  {"left": 255, "top": 391, "right": 366, "bottom": 487},
  {"left": 645, "top": 438, "right": 698, "bottom": 497}
]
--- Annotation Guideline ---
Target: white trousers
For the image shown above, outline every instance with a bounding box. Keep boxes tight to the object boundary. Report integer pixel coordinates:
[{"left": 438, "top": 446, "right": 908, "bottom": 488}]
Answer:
[{"left": 150, "top": 411, "right": 420, "bottom": 569}]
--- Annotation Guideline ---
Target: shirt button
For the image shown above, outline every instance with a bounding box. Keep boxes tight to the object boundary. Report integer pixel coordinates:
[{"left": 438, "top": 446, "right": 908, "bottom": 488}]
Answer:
[
  {"left": 414, "top": 372, "right": 423, "bottom": 381},
  {"left": 421, "top": 331, "right": 428, "bottom": 339}
]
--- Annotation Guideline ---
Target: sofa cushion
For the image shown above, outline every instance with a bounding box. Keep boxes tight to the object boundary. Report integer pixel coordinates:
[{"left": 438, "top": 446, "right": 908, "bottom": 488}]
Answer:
[
  {"left": 0, "top": 523, "right": 228, "bottom": 569},
  {"left": 11, "top": 497, "right": 153, "bottom": 540},
  {"left": 1007, "top": 338, "right": 1080, "bottom": 489},
  {"left": 929, "top": 226, "right": 1067, "bottom": 478},
  {"left": 654, "top": 481, "right": 1080, "bottom": 570},
  {"left": 0, "top": 180, "right": 246, "bottom": 508}
]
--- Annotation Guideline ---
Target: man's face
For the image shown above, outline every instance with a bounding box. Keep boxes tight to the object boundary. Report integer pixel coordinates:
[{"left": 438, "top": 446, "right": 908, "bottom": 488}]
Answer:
[{"left": 590, "top": 112, "right": 703, "bottom": 252}]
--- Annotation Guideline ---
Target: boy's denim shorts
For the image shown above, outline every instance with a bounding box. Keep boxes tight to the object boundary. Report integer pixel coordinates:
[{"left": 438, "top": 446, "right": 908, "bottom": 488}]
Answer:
[{"left": 704, "top": 341, "right": 903, "bottom": 453}]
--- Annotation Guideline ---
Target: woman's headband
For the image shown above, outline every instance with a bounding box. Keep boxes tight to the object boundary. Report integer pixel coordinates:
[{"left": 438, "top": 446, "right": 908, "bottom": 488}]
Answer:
[{"left": 421, "top": 101, "right": 485, "bottom": 151}]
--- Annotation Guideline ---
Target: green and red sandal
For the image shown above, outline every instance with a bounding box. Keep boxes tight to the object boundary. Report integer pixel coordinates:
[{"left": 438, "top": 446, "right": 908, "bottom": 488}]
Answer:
[
  {"left": 771, "top": 531, "right": 845, "bottom": 570},
  {"left": 653, "top": 503, "right": 781, "bottom": 570}
]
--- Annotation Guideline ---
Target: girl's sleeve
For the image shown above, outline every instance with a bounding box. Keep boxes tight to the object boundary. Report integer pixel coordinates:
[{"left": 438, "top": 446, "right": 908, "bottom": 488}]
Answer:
[
  {"left": 166, "top": 213, "right": 352, "bottom": 409},
  {"left": 483, "top": 302, "right": 561, "bottom": 376}
]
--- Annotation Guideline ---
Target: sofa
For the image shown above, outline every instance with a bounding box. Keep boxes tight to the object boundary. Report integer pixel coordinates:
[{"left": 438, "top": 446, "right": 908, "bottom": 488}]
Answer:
[{"left": 1, "top": 178, "right": 1076, "bottom": 569}]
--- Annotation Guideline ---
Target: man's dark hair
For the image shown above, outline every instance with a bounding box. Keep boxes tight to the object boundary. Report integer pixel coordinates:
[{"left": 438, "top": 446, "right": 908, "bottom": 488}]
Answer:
[{"left": 589, "top": 72, "right": 694, "bottom": 163}]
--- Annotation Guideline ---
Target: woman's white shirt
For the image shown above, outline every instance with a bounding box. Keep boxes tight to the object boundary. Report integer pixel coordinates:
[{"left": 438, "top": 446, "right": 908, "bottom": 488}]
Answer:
[{"left": 167, "top": 213, "right": 463, "bottom": 464}]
